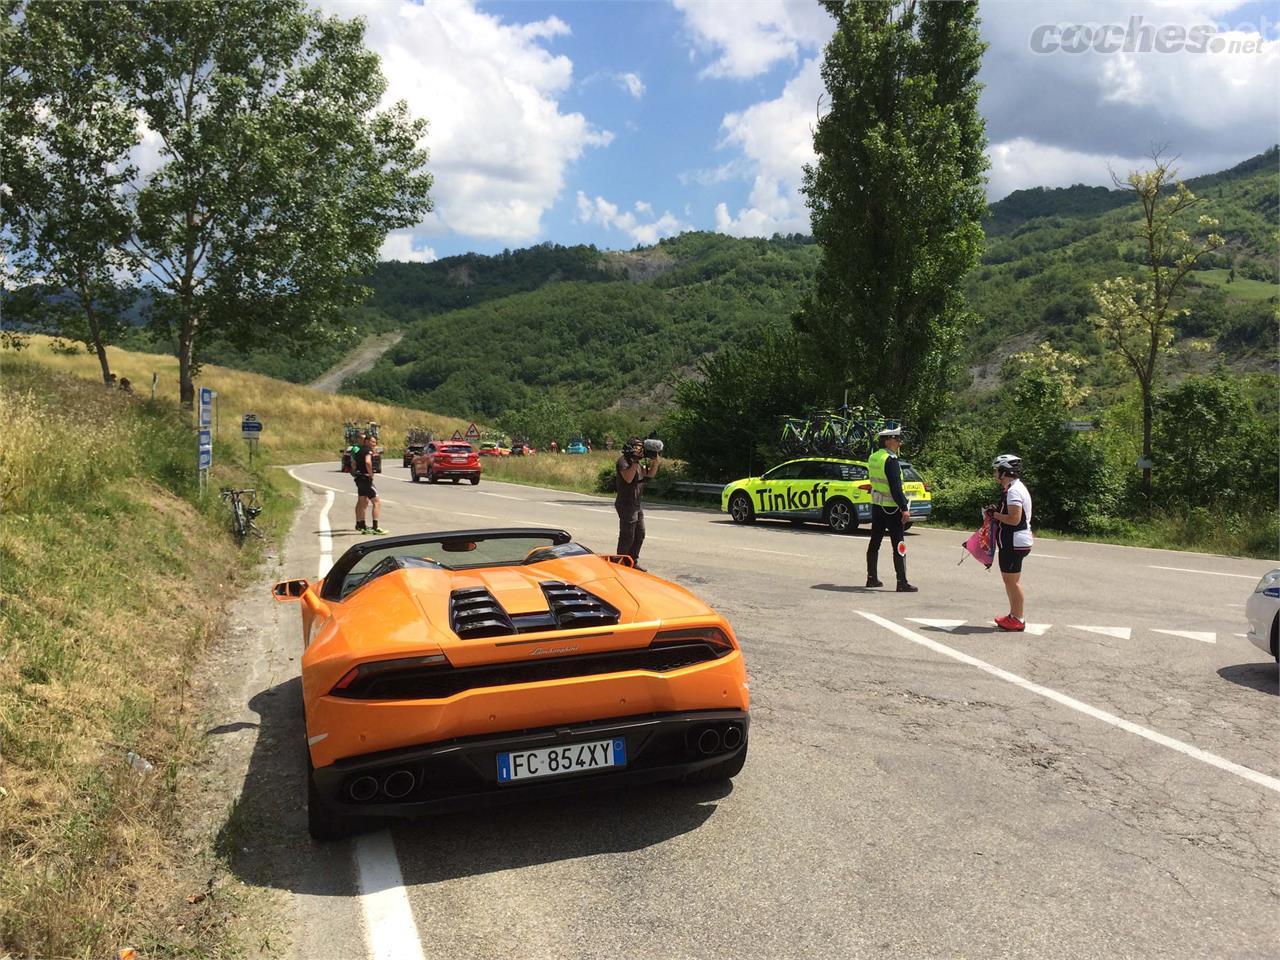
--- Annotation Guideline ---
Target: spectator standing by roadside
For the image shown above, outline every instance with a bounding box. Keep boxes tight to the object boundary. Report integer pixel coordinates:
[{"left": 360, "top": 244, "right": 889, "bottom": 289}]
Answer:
[
  {"left": 615, "top": 436, "right": 659, "bottom": 569},
  {"left": 989, "top": 454, "right": 1032, "bottom": 631},
  {"left": 352, "top": 431, "right": 385, "bottom": 534},
  {"left": 866, "top": 426, "right": 917, "bottom": 592}
]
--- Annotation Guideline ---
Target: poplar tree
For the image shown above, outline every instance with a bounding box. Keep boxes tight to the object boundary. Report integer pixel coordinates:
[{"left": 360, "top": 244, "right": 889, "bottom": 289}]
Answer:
[{"left": 799, "top": 0, "right": 987, "bottom": 432}]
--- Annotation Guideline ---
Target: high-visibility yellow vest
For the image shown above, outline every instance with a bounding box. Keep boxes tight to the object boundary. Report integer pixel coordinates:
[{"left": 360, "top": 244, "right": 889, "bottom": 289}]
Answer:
[{"left": 868, "top": 447, "right": 896, "bottom": 505}]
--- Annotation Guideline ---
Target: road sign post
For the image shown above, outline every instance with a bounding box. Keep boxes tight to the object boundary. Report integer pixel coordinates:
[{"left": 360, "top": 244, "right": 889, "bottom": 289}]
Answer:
[
  {"left": 197, "top": 388, "right": 215, "bottom": 494},
  {"left": 242, "top": 413, "right": 263, "bottom": 466}
]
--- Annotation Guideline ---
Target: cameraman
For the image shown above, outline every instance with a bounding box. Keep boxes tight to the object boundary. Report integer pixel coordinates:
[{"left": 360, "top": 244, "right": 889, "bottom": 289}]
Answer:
[{"left": 615, "top": 436, "right": 660, "bottom": 569}]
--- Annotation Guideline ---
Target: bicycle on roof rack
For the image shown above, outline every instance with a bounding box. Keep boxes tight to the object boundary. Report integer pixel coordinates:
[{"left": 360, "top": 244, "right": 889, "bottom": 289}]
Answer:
[
  {"left": 776, "top": 408, "right": 924, "bottom": 460},
  {"left": 220, "top": 487, "right": 264, "bottom": 545}
]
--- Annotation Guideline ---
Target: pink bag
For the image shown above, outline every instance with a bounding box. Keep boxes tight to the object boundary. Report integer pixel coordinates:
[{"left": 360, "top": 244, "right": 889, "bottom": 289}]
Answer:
[{"left": 960, "top": 515, "right": 997, "bottom": 569}]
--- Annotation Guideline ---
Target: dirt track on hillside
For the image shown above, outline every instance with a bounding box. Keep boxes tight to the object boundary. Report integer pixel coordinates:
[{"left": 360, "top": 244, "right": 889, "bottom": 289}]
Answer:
[{"left": 309, "top": 331, "right": 403, "bottom": 393}]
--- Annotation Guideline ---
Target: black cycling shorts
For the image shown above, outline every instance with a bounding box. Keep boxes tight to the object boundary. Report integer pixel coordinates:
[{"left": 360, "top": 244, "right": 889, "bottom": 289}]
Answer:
[
  {"left": 353, "top": 474, "right": 377, "bottom": 499},
  {"left": 998, "top": 547, "right": 1029, "bottom": 574}
]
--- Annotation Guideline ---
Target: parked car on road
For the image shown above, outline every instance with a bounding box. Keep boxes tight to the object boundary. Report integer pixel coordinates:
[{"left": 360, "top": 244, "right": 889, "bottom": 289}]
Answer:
[
  {"left": 272, "top": 527, "right": 750, "bottom": 839},
  {"left": 1246, "top": 569, "right": 1280, "bottom": 671},
  {"left": 721, "top": 456, "right": 932, "bottom": 533},
  {"left": 566, "top": 437, "right": 588, "bottom": 455},
  {"left": 411, "top": 441, "right": 481, "bottom": 485}
]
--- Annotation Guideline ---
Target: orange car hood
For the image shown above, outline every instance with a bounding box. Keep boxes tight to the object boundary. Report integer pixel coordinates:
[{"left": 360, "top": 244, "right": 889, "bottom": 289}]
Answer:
[{"left": 315, "top": 554, "right": 717, "bottom": 670}]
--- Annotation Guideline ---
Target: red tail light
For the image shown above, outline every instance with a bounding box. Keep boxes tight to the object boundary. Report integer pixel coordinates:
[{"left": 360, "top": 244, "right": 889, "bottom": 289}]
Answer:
[
  {"left": 923, "top": 483, "right": 932, "bottom": 492},
  {"left": 330, "top": 654, "right": 449, "bottom": 697},
  {"left": 650, "top": 627, "right": 735, "bottom": 653},
  {"left": 857, "top": 483, "right": 872, "bottom": 492}
]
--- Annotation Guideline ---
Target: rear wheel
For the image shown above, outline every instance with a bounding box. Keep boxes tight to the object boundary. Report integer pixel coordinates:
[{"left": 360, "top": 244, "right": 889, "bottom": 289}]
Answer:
[
  {"left": 428, "top": 469, "right": 439, "bottom": 484},
  {"left": 470, "top": 476, "right": 480, "bottom": 485},
  {"left": 684, "top": 743, "right": 747, "bottom": 784},
  {"left": 728, "top": 491, "right": 755, "bottom": 524},
  {"left": 824, "top": 497, "right": 856, "bottom": 534},
  {"left": 306, "top": 751, "right": 353, "bottom": 842},
  {"left": 410, "top": 467, "right": 419, "bottom": 482}
]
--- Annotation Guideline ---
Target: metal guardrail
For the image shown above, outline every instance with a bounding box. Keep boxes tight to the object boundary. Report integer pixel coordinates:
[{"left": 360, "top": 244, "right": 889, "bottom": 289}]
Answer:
[{"left": 672, "top": 481, "right": 726, "bottom": 497}]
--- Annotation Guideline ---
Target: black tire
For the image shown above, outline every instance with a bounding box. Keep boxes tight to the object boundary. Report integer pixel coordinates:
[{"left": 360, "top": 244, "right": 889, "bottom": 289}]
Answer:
[
  {"left": 306, "top": 752, "right": 353, "bottom": 842},
  {"left": 684, "top": 743, "right": 747, "bottom": 784},
  {"left": 402, "top": 457, "right": 410, "bottom": 468},
  {"left": 824, "top": 497, "right": 856, "bottom": 534},
  {"left": 470, "top": 477, "right": 480, "bottom": 485},
  {"left": 232, "top": 500, "right": 247, "bottom": 544},
  {"left": 1270, "top": 612, "right": 1279, "bottom": 661},
  {"left": 428, "top": 469, "right": 439, "bottom": 484},
  {"left": 451, "top": 478, "right": 460, "bottom": 484},
  {"left": 410, "top": 467, "right": 419, "bottom": 482},
  {"left": 728, "top": 491, "right": 755, "bottom": 524}
]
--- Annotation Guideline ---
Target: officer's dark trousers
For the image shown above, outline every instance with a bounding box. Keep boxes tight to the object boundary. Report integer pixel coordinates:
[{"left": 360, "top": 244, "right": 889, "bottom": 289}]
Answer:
[
  {"left": 616, "top": 506, "right": 646, "bottom": 562},
  {"left": 866, "top": 504, "right": 907, "bottom": 583}
]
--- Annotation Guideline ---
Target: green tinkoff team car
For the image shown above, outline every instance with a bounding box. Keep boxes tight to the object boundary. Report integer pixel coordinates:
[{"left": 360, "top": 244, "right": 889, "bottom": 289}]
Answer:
[{"left": 721, "top": 457, "right": 933, "bottom": 533}]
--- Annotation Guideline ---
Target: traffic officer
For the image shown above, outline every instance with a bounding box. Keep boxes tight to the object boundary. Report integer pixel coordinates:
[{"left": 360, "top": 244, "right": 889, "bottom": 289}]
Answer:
[{"left": 866, "top": 426, "right": 917, "bottom": 592}]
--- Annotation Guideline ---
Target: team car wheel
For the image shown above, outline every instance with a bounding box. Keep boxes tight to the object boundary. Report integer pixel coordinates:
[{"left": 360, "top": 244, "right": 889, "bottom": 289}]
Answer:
[
  {"left": 410, "top": 467, "right": 419, "bottom": 482},
  {"left": 824, "top": 497, "right": 856, "bottom": 534},
  {"left": 470, "top": 477, "right": 480, "bottom": 485},
  {"left": 683, "top": 741, "right": 748, "bottom": 785},
  {"left": 728, "top": 491, "right": 755, "bottom": 524},
  {"left": 428, "top": 470, "right": 439, "bottom": 484}
]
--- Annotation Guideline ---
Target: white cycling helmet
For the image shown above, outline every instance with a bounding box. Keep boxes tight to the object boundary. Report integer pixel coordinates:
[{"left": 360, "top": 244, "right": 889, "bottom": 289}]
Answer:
[{"left": 992, "top": 453, "right": 1022, "bottom": 476}]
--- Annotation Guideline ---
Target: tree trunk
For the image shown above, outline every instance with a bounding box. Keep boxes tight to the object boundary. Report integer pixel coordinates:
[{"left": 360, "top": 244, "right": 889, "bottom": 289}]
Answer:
[
  {"left": 1141, "top": 378, "right": 1153, "bottom": 501},
  {"left": 84, "top": 303, "right": 112, "bottom": 386},
  {"left": 178, "top": 315, "right": 196, "bottom": 408}
]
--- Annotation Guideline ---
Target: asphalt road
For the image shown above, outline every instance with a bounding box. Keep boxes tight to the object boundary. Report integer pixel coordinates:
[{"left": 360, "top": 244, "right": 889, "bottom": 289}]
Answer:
[{"left": 220, "top": 461, "right": 1280, "bottom": 960}]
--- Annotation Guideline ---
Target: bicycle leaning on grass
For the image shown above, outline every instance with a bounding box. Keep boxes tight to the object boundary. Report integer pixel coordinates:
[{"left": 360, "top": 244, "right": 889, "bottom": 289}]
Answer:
[{"left": 220, "top": 487, "right": 263, "bottom": 545}]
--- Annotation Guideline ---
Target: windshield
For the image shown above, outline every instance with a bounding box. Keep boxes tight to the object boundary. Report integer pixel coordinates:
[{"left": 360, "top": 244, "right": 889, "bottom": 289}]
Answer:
[
  {"left": 900, "top": 464, "right": 924, "bottom": 483},
  {"left": 332, "top": 532, "right": 585, "bottom": 599},
  {"left": 441, "top": 444, "right": 472, "bottom": 454}
]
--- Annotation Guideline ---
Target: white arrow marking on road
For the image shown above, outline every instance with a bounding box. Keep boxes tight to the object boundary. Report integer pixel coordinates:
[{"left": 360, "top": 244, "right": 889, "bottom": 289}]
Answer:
[
  {"left": 1153, "top": 629, "right": 1216, "bottom": 644},
  {"left": 1069, "top": 625, "right": 1132, "bottom": 640},
  {"left": 318, "top": 490, "right": 334, "bottom": 579},
  {"left": 906, "top": 618, "right": 967, "bottom": 631},
  {"left": 1024, "top": 623, "right": 1052, "bottom": 636},
  {"left": 859, "top": 611, "right": 1280, "bottom": 796},
  {"left": 1148, "top": 565, "right": 1259, "bottom": 580}
]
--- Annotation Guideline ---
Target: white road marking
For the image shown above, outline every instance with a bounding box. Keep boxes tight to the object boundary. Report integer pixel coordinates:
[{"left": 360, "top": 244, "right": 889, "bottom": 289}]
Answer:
[
  {"left": 737, "top": 546, "right": 811, "bottom": 558},
  {"left": 1148, "top": 565, "right": 1260, "bottom": 580},
  {"left": 318, "top": 490, "right": 335, "bottom": 579},
  {"left": 354, "top": 831, "right": 426, "bottom": 960},
  {"left": 1153, "top": 629, "right": 1216, "bottom": 644},
  {"left": 1070, "top": 625, "right": 1132, "bottom": 640},
  {"left": 1035, "top": 554, "right": 1070, "bottom": 560},
  {"left": 1024, "top": 623, "right": 1052, "bottom": 636},
  {"left": 475, "top": 491, "right": 530, "bottom": 501},
  {"left": 906, "top": 618, "right": 967, "bottom": 632},
  {"left": 858, "top": 611, "right": 1280, "bottom": 796},
  {"left": 287, "top": 468, "right": 400, "bottom": 505}
]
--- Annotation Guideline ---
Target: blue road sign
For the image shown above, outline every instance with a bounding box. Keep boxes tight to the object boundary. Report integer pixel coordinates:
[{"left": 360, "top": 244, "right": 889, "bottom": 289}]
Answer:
[
  {"left": 199, "top": 387, "right": 213, "bottom": 427},
  {"left": 198, "top": 429, "right": 212, "bottom": 448}
]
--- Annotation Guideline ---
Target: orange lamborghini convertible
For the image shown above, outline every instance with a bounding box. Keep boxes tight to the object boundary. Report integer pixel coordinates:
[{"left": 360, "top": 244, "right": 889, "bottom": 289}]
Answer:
[{"left": 273, "top": 528, "right": 749, "bottom": 839}]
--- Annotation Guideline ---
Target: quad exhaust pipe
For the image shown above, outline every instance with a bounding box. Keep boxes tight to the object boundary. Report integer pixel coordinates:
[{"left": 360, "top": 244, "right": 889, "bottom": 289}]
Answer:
[
  {"left": 348, "top": 775, "right": 379, "bottom": 803},
  {"left": 722, "top": 724, "right": 743, "bottom": 750},
  {"left": 696, "top": 728, "right": 721, "bottom": 755}
]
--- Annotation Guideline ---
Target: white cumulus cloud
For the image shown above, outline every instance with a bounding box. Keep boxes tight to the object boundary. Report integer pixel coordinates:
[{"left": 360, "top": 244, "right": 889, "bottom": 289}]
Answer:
[
  {"left": 379, "top": 229, "right": 438, "bottom": 263},
  {"left": 619, "top": 72, "right": 646, "bottom": 98},
  {"left": 575, "top": 192, "right": 690, "bottom": 246},
  {"left": 672, "top": 0, "right": 833, "bottom": 79},
  {"left": 318, "top": 0, "right": 613, "bottom": 252}
]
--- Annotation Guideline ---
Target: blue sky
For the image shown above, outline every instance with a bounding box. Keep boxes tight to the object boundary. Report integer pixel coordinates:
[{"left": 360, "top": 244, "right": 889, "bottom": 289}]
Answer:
[{"left": 322, "top": 0, "right": 1280, "bottom": 262}]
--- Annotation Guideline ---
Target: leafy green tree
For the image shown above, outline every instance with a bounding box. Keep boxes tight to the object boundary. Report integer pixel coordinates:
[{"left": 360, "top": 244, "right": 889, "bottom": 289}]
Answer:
[
  {"left": 798, "top": 0, "right": 987, "bottom": 433},
  {"left": 1089, "top": 152, "right": 1225, "bottom": 499},
  {"left": 2, "top": 2, "right": 137, "bottom": 384},
  {"left": 668, "top": 325, "right": 819, "bottom": 480},
  {"left": 115, "top": 0, "right": 433, "bottom": 405},
  {"left": 998, "top": 343, "right": 1117, "bottom": 531},
  {"left": 1150, "top": 375, "right": 1276, "bottom": 511},
  {"left": 499, "top": 393, "right": 575, "bottom": 450}
]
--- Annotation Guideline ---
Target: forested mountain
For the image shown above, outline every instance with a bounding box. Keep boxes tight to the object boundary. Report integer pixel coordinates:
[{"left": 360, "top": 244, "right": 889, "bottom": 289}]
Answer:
[{"left": 82, "top": 149, "right": 1274, "bottom": 418}]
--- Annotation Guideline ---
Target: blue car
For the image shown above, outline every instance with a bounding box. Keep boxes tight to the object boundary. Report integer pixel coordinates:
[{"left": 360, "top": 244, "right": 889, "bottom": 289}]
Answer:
[{"left": 566, "top": 438, "right": 588, "bottom": 455}]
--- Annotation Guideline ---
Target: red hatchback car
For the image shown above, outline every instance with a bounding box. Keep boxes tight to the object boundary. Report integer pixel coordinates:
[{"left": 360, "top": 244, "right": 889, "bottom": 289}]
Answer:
[{"left": 410, "top": 441, "right": 482, "bottom": 484}]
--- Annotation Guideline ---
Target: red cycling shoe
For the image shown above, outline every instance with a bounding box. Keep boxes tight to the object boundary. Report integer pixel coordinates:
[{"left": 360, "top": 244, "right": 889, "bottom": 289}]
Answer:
[{"left": 995, "top": 615, "right": 1026, "bottom": 632}]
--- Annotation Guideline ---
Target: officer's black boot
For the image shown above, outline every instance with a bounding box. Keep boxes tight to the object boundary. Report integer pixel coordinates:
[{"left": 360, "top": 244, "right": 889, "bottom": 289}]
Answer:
[
  {"left": 866, "top": 555, "right": 882, "bottom": 588},
  {"left": 893, "top": 552, "right": 917, "bottom": 592}
]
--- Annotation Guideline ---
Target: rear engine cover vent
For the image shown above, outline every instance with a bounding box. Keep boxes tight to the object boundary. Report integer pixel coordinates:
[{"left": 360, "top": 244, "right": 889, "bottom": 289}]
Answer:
[
  {"left": 539, "top": 581, "right": 620, "bottom": 629},
  {"left": 449, "top": 587, "right": 515, "bottom": 639}
]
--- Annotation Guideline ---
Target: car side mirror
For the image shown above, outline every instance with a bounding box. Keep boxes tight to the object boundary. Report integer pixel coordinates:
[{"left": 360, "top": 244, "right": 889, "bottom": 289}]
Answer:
[{"left": 272, "top": 578, "right": 309, "bottom": 601}]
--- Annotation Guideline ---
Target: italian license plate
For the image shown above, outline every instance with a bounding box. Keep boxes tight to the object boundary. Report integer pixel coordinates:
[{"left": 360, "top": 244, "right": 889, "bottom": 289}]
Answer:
[{"left": 497, "top": 738, "right": 626, "bottom": 783}]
